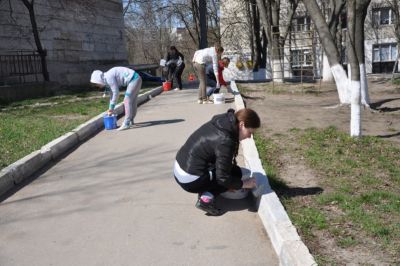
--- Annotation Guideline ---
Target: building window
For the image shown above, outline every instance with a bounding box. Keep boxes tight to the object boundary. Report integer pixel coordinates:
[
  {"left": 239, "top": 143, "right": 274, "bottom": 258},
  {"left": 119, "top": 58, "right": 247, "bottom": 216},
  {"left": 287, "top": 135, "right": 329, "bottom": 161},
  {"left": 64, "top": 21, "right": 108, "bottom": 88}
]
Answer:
[
  {"left": 373, "top": 43, "right": 397, "bottom": 62},
  {"left": 372, "top": 43, "right": 398, "bottom": 73},
  {"left": 293, "top": 16, "right": 311, "bottom": 32},
  {"left": 372, "top": 7, "right": 395, "bottom": 26},
  {"left": 291, "top": 49, "right": 313, "bottom": 67}
]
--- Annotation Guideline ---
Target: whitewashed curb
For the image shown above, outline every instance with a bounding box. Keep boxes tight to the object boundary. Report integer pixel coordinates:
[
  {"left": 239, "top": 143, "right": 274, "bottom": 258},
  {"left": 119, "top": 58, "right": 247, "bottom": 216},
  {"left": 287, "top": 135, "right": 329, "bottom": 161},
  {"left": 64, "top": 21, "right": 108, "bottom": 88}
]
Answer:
[
  {"left": 0, "top": 87, "right": 163, "bottom": 197},
  {"left": 231, "top": 81, "right": 317, "bottom": 266}
]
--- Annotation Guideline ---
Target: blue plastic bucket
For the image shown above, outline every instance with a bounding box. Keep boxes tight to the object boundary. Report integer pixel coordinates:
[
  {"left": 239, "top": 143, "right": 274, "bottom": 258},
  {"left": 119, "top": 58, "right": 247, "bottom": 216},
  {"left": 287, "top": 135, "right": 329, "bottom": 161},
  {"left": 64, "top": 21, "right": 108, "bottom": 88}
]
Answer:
[{"left": 103, "top": 115, "right": 117, "bottom": 130}]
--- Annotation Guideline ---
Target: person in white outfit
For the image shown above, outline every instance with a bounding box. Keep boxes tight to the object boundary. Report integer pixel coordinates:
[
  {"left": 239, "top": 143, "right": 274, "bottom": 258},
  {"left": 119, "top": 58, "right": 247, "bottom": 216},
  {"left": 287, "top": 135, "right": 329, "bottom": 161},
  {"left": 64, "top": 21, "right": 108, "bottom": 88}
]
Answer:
[
  {"left": 90, "top": 66, "right": 142, "bottom": 131},
  {"left": 192, "top": 45, "right": 224, "bottom": 104}
]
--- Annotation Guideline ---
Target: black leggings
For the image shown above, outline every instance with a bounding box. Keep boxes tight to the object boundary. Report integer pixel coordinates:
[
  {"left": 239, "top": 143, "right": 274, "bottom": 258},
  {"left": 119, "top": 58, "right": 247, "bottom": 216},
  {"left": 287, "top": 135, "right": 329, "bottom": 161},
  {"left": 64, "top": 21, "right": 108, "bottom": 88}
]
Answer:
[
  {"left": 169, "top": 63, "right": 185, "bottom": 89},
  {"left": 175, "top": 165, "right": 242, "bottom": 196}
]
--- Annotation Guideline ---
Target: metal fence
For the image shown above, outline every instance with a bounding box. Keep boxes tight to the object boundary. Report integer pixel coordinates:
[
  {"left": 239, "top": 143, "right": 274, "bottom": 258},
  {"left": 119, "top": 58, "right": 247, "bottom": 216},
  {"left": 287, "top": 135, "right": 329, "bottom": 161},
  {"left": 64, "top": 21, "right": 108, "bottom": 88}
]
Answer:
[{"left": 0, "top": 50, "right": 43, "bottom": 85}]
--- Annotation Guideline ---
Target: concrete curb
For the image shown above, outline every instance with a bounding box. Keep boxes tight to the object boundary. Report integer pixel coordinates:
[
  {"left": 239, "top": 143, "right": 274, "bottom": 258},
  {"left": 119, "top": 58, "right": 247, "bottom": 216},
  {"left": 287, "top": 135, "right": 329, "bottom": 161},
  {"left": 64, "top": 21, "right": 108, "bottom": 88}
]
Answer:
[
  {"left": 231, "top": 81, "right": 317, "bottom": 266},
  {"left": 0, "top": 86, "right": 163, "bottom": 198}
]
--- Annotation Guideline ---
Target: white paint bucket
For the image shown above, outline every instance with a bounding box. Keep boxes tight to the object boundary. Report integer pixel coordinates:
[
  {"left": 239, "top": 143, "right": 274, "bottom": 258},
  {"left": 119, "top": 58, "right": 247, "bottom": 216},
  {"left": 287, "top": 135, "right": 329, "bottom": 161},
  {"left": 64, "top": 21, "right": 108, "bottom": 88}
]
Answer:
[
  {"left": 221, "top": 188, "right": 249, "bottom": 199},
  {"left": 213, "top": 93, "right": 225, "bottom": 104},
  {"left": 221, "top": 167, "right": 251, "bottom": 199}
]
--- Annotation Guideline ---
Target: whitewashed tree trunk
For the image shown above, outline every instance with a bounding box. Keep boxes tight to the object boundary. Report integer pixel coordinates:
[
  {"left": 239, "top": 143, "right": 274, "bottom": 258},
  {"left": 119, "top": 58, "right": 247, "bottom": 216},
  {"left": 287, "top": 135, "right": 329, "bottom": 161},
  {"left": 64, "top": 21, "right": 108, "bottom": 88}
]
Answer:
[
  {"left": 350, "top": 79, "right": 362, "bottom": 136},
  {"left": 322, "top": 54, "right": 334, "bottom": 82},
  {"left": 302, "top": 0, "right": 349, "bottom": 104},
  {"left": 273, "top": 59, "right": 283, "bottom": 82},
  {"left": 331, "top": 65, "right": 350, "bottom": 103},
  {"left": 347, "top": 0, "right": 370, "bottom": 137},
  {"left": 360, "top": 63, "right": 370, "bottom": 106}
]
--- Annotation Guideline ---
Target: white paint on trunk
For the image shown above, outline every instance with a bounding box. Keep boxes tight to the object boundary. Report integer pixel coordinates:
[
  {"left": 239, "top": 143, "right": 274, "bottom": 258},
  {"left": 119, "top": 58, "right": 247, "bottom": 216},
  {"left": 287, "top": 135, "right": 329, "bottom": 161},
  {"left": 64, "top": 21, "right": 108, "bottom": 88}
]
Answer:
[
  {"left": 273, "top": 59, "right": 283, "bottom": 82},
  {"left": 360, "top": 63, "right": 370, "bottom": 106},
  {"left": 347, "top": 64, "right": 352, "bottom": 103},
  {"left": 330, "top": 64, "right": 349, "bottom": 103},
  {"left": 350, "top": 80, "right": 362, "bottom": 137},
  {"left": 322, "top": 54, "right": 334, "bottom": 82}
]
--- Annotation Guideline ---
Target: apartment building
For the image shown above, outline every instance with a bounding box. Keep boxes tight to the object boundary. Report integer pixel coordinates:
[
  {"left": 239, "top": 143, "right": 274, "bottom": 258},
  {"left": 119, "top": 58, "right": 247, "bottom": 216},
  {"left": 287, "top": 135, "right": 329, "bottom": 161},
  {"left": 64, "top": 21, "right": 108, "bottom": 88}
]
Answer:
[{"left": 220, "top": 0, "right": 399, "bottom": 81}]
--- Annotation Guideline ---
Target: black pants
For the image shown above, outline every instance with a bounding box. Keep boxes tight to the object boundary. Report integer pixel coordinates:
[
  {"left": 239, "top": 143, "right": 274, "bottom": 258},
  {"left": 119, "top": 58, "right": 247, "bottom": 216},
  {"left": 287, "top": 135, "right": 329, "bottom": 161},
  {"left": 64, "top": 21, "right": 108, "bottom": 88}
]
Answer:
[
  {"left": 168, "top": 63, "right": 185, "bottom": 90},
  {"left": 175, "top": 165, "right": 242, "bottom": 197}
]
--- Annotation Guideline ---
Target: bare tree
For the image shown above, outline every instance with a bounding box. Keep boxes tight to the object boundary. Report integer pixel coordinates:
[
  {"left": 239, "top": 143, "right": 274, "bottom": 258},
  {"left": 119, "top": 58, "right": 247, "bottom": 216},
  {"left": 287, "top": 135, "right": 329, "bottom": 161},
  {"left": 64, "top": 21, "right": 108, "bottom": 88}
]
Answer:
[
  {"left": 20, "top": 0, "right": 49, "bottom": 81},
  {"left": 347, "top": 0, "right": 371, "bottom": 136},
  {"left": 208, "top": 0, "right": 221, "bottom": 42},
  {"left": 199, "top": 0, "right": 208, "bottom": 48},
  {"left": 256, "top": 0, "right": 298, "bottom": 81},
  {"left": 125, "top": 0, "right": 173, "bottom": 63},
  {"left": 303, "top": 0, "right": 373, "bottom": 107},
  {"left": 302, "top": 0, "right": 349, "bottom": 103}
]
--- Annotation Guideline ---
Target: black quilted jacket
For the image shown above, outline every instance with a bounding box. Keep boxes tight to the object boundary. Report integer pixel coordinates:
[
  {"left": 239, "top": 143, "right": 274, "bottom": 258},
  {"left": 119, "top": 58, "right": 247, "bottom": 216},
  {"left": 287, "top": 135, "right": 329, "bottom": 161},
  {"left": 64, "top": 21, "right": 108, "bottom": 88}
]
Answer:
[{"left": 176, "top": 109, "right": 243, "bottom": 189}]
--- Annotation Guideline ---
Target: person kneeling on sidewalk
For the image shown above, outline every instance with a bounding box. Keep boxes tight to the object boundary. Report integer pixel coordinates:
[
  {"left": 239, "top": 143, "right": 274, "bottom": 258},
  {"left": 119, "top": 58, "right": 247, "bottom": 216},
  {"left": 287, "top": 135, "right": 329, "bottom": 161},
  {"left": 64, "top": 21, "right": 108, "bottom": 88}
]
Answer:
[
  {"left": 173, "top": 108, "right": 260, "bottom": 216},
  {"left": 206, "top": 57, "right": 230, "bottom": 97}
]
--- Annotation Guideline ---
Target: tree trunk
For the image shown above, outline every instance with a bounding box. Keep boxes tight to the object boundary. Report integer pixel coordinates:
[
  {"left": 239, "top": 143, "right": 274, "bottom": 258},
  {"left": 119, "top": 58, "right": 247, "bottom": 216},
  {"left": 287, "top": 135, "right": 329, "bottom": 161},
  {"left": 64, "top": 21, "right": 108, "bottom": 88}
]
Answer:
[
  {"left": 251, "top": 0, "right": 262, "bottom": 71},
  {"left": 261, "top": 29, "right": 267, "bottom": 68},
  {"left": 256, "top": 0, "right": 283, "bottom": 81},
  {"left": 199, "top": 0, "right": 208, "bottom": 49},
  {"left": 303, "top": 0, "right": 349, "bottom": 103},
  {"left": 355, "top": 0, "right": 371, "bottom": 106},
  {"left": 347, "top": 0, "right": 371, "bottom": 136},
  {"left": 21, "top": 0, "right": 49, "bottom": 81},
  {"left": 347, "top": 0, "right": 362, "bottom": 137},
  {"left": 256, "top": 0, "right": 272, "bottom": 70}
]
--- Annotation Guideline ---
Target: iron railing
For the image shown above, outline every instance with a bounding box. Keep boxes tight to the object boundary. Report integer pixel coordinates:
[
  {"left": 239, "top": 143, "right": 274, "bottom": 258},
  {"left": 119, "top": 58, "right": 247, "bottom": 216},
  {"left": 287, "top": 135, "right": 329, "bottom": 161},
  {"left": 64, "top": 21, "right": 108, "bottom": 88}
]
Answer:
[{"left": 0, "top": 50, "right": 43, "bottom": 85}]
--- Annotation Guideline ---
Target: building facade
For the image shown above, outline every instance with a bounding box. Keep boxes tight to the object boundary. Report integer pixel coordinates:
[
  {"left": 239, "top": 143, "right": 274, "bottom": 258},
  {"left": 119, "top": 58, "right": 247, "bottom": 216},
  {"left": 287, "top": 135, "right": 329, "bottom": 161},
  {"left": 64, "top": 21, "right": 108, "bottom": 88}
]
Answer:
[
  {"left": 0, "top": 0, "right": 128, "bottom": 85},
  {"left": 220, "top": 0, "right": 399, "bottom": 81}
]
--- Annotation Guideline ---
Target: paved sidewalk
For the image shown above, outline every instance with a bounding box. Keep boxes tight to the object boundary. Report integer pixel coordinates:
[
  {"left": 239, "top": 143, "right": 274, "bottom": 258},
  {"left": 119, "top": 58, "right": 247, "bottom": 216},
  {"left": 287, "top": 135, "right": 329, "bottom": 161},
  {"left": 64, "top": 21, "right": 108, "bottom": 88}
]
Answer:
[{"left": 0, "top": 88, "right": 278, "bottom": 265}]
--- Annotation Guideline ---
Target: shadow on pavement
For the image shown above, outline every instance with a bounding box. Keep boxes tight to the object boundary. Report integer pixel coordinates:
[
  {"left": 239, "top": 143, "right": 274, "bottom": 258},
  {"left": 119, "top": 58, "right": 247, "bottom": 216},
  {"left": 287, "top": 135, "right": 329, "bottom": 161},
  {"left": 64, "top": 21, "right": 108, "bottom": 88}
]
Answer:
[
  {"left": 216, "top": 194, "right": 256, "bottom": 214},
  {"left": 134, "top": 119, "right": 185, "bottom": 128}
]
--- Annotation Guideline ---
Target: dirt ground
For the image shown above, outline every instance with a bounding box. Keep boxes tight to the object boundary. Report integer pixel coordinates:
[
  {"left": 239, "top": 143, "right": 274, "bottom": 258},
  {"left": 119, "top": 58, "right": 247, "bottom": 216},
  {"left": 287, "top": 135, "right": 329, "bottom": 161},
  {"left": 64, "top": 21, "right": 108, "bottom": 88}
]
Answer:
[{"left": 240, "top": 77, "right": 400, "bottom": 265}]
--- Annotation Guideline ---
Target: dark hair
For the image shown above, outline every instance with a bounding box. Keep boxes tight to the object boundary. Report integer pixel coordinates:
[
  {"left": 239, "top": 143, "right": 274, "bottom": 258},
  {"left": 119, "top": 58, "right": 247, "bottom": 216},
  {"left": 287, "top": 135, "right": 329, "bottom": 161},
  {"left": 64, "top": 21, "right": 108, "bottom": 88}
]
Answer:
[
  {"left": 215, "top": 44, "right": 224, "bottom": 53},
  {"left": 169, "top": 46, "right": 178, "bottom": 53},
  {"left": 222, "top": 57, "right": 230, "bottom": 63},
  {"left": 235, "top": 108, "right": 260, "bottom": 128}
]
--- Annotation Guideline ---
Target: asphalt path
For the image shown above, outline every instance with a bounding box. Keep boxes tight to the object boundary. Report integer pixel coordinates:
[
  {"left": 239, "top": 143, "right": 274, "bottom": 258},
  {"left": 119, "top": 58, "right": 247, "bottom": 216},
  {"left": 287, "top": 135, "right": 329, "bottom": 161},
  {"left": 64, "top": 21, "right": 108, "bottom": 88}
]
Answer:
[{"left": 0, "top": 87, "right": 278, "bottom": 266}]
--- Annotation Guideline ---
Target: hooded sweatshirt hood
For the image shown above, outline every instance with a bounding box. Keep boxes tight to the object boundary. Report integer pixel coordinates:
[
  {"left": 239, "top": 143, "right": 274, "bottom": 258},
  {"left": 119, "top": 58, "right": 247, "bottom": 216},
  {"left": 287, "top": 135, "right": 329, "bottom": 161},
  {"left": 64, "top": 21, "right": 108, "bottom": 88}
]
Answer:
[
  {"left": 211, "top": 108, "right": 238, "bottom": 139},
  {"left": 90, "top": 70, "right": 105, "bottom": 85}
]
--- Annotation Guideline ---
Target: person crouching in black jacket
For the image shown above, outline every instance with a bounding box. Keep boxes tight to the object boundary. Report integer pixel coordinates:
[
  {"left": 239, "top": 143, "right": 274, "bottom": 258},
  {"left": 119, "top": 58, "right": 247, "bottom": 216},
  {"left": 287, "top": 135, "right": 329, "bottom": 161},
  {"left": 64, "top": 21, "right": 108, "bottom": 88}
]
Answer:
[{"left": 173, "top": 108, "right": 261, "bottom": 216}]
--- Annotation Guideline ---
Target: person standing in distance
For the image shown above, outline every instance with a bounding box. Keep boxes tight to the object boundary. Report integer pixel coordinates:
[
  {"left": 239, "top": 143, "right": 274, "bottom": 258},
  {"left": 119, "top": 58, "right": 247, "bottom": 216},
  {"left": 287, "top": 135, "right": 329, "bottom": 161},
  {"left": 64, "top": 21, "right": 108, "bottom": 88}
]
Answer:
[
  {"left": 192, "top": 44, "right": 224, "bottom": 104},
  {"left": 165, "top": 46, "right": 185, "bottom": 91}
]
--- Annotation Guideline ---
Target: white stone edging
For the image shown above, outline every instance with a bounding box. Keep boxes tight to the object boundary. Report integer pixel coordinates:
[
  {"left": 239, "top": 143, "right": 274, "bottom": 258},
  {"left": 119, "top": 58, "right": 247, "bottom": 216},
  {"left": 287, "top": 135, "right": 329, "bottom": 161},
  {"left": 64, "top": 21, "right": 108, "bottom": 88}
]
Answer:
[
  {"left": 231, "top": 81, "right": 317, "bottom": 266},
  {"left": 0, "top": 86, "right": 163, "bottom": 197}
]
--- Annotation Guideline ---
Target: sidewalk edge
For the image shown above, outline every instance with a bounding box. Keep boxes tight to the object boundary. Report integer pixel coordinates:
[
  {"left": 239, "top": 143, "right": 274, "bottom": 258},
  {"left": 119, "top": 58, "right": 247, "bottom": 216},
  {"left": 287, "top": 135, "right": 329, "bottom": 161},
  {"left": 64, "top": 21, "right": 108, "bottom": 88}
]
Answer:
[
  {"left": 0, "top": 86, "right": 163, "bottom": 198},
  {"left": 231, "top": 81, "right": 317, "bottom": 266}
]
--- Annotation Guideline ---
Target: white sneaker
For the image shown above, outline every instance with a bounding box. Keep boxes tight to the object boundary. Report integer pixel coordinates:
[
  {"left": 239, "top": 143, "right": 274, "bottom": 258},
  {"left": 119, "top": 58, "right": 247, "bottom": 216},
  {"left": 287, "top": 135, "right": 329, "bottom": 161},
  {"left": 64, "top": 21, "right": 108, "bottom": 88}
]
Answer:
[
  {"left": 174, "top": 88, "right": 180, "bottom": 91},
  {"left": 197, "top": 99, "right": 203, "bottom": 104},
  {"left": 117, "top": 121, "right": 133, "bottom": 131}
]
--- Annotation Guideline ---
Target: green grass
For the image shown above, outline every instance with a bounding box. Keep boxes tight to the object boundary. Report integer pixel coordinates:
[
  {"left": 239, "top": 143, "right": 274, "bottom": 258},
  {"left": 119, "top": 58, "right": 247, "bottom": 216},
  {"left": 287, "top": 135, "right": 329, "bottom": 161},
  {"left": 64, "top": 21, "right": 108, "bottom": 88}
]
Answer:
[
  {"left": 254, "top": 126, "right": 400, "bottom": 261},
  {"left": 254, "top": 133, "right": 289, "bottom": 191},
  {"left": 0, "top": 97, "right": 113, "bottom": 169},
  {"left": 392, "top": 77, "right": 400, "bottom": 85},
  {"left": 0, "top": 84, "right": 157, "bottom": 169}
]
